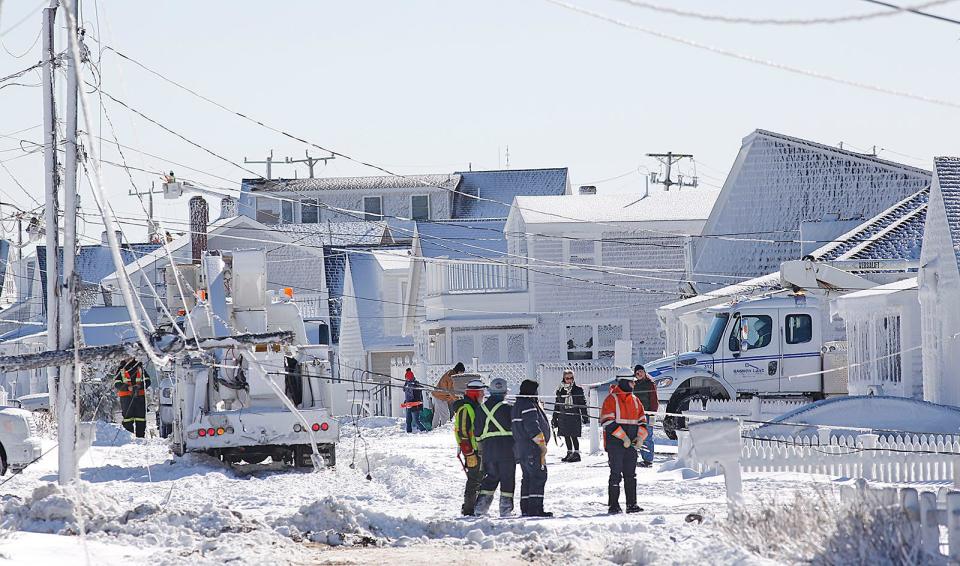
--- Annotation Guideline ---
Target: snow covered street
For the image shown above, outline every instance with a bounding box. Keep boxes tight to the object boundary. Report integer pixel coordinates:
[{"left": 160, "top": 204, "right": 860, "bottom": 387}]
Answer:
[{"left": 0, "top": 418, "right": 859, "bottom": 565}]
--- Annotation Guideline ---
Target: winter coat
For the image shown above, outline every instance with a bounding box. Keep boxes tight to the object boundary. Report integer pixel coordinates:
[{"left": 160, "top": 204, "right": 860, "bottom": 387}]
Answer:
[
  {"left": 432, "top": 370, "right": 459, "bottom": 402},
  {"left": 403, "top": 379, "right": 423, "bottom": 407},
  {"left": 453, "top": 397, "right": 481, "bottom": 454},
  {"left": 633, "top": 377, "right": 659, "bottom": 413},
  {"left": 600, "top": 384, "right": 645, "bottom": 452},
  {"left": 474, "top": 394, "right": 515, "bottom": 462},
  {"left": 552, "top": 384, "right": 588, "bottom": 438},
  {"left": 511, "top": 385, "right": 550, "bottom": 460}
]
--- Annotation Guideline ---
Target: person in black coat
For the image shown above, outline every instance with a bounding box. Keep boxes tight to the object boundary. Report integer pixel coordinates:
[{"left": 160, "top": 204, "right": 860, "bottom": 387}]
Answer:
[
  {"left": 511, "top": 379, "right": 552, "bottom": 517},
  {"left": 552, "top": 369, "right": 589, "bottom": 463},
  {"left": 402, "top": 368, "right": 427, "bottom": 433},
  {"left": 473, "top": 377, "right": 516, "bottom": 517}
]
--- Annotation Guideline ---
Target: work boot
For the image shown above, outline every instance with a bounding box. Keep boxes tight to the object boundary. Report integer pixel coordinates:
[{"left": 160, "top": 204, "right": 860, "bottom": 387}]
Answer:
[
  {"left": 567, "top": 451, "right": 581, "bottom": 463},
  {"left": 626, "top": 504, "right": 643, "bottom": 514},
  {"left": 499, "top": 496, "right": 515, "bottom": 517},
  {"left": 474, "top": 494, "right": 494, "bottom": 516},
  {"left": 608, "top": 485, "right": 622, "bottom": 514},
  {"left": 625, "top": 476, "right": 638, "bottom": 510},
  {"left": 519, "top": 498, "right": 530, "bottom": 517},
  {"left": 561, "top": 451, "right": 572, "bottom": 462},
  {"left": 531, "top": 501, "right": 553, "bottom": 517}
]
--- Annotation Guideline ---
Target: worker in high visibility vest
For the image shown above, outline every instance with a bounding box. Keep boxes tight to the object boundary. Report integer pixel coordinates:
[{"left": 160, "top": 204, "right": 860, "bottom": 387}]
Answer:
[
  {"left": 599, "top": 369, "right": 648, "bottom": 514},
  {"left": 473, "top": 377, "right": 516, "bottom": 517},
  {"left": 453, "top": 379, "right": 485, "bottom": 516},
  {"left": 114, "top": 358, "right": 151, "bottom": 438}
]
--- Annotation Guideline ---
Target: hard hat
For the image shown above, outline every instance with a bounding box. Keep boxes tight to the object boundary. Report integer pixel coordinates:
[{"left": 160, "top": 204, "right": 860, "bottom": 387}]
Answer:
[
  {"left": 488, "top": 377, "right": 508, "bottom": 395},
  {"left": 466, "top": 379, "right": 485, "bottom": 391},
  {"left": 615, "top": 367, "right": 635, "bottom": 379}
]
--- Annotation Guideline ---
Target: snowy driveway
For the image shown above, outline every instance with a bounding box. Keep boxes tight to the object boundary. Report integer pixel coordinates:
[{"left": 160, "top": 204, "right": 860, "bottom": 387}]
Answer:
[{"left": 0, "top": 419, "right": 833, "bottom": 565}]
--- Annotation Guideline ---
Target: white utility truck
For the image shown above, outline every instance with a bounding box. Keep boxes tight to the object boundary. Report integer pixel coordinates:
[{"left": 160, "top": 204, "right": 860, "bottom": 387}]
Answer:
[
  {"left": 651, "top": 258, "right": 917, "bottom": 438},
  {"left": 165, "top": 249, "right": 338, "bottom": 468},
  {"left": 0, "top": 406, "right": 43, "bottom": 475}
]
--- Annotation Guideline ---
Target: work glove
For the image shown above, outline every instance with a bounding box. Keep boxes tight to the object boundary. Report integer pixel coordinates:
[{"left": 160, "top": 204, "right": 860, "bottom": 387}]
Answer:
[
  {"left": 581, "top": 415, "right": 589, "bottom": 425},
  {"left": 465, "top": 454, "right": 479, "bottom": 468},
  {"left": 631, "top": 437, "right": 642, "bottom": 449},
  {"left": 622, "top": 437, "right": 632, "bottom": 449}
]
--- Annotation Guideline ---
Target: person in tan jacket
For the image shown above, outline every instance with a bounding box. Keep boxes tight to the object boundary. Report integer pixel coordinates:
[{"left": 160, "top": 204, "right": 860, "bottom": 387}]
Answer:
[{"left": 432, "top": 362, "right": 465, "bottom": 427}]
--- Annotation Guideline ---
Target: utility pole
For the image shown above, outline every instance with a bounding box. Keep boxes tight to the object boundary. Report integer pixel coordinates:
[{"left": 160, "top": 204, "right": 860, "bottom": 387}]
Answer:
[
  {"left": 646, "top": 152, "right": 698, "bottom": 191},
  {"left": 284, "top": 150, "right": 334, "bottom": 179},
  {"left": 244, "top": 150, "right": 278, "bottom": 180},
  {"left": 41, "top": 0, "right": 60, "bottom": 421},
  {"left": 59, "top": 0, "right": 81, "bottom": 484},
  {"left": 129, "top": 181, "right": 164, "bottom": 241}
]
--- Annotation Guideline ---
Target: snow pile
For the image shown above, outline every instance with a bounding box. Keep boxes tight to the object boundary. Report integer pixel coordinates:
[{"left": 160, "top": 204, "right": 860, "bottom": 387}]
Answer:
[
  {"left": 0, "top": 482, "right": 123, "bottom": 534},
  {"left": 723, "top": 489, "right": 937, "bottom": 565}
]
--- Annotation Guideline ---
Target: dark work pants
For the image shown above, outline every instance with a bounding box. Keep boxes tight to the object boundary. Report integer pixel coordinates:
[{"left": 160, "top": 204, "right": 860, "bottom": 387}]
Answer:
[
  {"left": 120, "top": 395, "right": 147, "bottom": 438},
  {"left": 463, "top": 457, "right": 484, "bottom": 515},
  {"left": 519, "top": 453, "right": 548, "bottom": 514},
  {"left": 479, "top": 457, "right": 516, "bottom": 499},
  {"left": 405, "top": 408, "right": 426, "bottom": 432},
  {"left": 607, "top": 445, "right": 638, "bottom": 506}
]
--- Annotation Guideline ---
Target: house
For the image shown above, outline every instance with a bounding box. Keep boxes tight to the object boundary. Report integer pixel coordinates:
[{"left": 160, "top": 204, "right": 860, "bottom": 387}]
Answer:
[
  {"left": 919, "top": 157, "right": 960, "bottom": 406},
  {"left": 693, "top": 129, "right": 931, "bottom": 287},
  {"left": 409, "top": 185, "right": 721, "bottom": 388}
]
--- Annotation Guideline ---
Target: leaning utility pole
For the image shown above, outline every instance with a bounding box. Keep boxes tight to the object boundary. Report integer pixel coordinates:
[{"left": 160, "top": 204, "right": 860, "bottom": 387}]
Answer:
[
  {"left": 59, "top": 0, "right": 81, "bottom": 484},
  {"left": 646, "top": 152, "right": 698, "bottom": 191},
  {"left": 41, "top": 0, "right": 60, "bottom": 419}
]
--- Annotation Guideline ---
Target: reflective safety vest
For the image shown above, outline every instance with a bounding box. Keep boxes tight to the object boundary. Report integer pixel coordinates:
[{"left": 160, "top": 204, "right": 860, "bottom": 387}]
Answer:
[
  {"left": 454, "top": 403, "right": 478, "bottom": 452},
  {"left": 115, "top": 367, "right": 146, "bottom": 398},
  {"left": 599, "top": 388, "right": 643, "bottom": 426},
  {"left": 478, "top": 402, "right": 512, "bottom": 441}
]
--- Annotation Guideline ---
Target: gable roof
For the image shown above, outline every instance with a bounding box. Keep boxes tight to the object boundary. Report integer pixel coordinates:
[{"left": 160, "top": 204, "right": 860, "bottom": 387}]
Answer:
[
  {"left": 415, "top": 220, "right": 508, "bottom": 260},
  {"left": 451, "top": 168, "right": 568, "bottom": 219},
  {"left": 933, "top": 156, "right": 960, "bottom": 267},
  {"left": 693, "top": 129, "right": 932, "bottom": 283},
  {"left": 512, "top": 189, "right": 720, "bottom": 225},
  {"left": 242, "top": 174, "right": 460, "bottom": 193},
  {"left": 38, "top": 242, "right": 161, "bottom": 299}
]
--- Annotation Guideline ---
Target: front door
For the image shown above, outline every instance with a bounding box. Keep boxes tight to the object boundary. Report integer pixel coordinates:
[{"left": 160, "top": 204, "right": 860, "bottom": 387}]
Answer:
[
  {"left": 722, "top": 311, "right": 780, "bottom": 393},
  {"left": 778, "top": 309, "right": 821, "bottom": 393}
]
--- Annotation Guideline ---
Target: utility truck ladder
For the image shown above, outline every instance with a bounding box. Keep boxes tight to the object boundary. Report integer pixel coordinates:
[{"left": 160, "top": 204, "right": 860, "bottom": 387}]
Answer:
[{"left": 780, "top": 258, "right": 919, "bottom": 292}]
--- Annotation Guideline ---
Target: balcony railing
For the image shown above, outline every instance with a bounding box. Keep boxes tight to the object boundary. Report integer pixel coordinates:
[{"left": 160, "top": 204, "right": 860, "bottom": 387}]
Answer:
[{"left": 426, "top": 260, "right": 528, "bottom": 296}]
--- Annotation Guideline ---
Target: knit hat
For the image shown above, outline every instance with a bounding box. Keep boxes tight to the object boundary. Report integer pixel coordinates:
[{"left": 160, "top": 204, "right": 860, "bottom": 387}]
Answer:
[
  {"left": 404, "top": 368, "right": 414, "bottom": 381},
  {"left": 489, "top": 377, "right": 508, "bottom": 395},
  {"left": 519, "top": 379, "right": 539, "bottom": 397},
  {"left": 634, "top": 364, "right": 645, "bottom": 373}
]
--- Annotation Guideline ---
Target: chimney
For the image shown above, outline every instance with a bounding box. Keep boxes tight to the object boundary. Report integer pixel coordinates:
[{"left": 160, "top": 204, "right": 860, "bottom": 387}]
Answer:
[
  {"left": 578, "top": 185, "right": 597, "bottom": 195},
  {"left": 190, "top": 196, "right": 209, "bottom": 265},
  {"left": 101, "top": 230, "right": 123, "bottom": 246},
  {"left": 219, "top": 196, "right": 239, "bottom": 220}
]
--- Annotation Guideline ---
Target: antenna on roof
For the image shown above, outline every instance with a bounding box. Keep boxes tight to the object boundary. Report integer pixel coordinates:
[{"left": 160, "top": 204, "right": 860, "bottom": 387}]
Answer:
[{"left": 646, "top": 152, "right": 698, "bottom": 191}]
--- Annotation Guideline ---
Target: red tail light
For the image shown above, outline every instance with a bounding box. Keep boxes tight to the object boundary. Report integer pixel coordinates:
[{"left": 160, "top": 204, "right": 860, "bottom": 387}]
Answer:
[
  {"left": 207, "top": 428, "right": 216, "bottom": 437},
  {"left": 311, "top": 423, "right": 320, "bottom": 432},
  {"left": 198, "top": 428, "right": 207, "bottom": 437},
  {"left": 320, "top": 422, "right": 329, "bottom": 431}
]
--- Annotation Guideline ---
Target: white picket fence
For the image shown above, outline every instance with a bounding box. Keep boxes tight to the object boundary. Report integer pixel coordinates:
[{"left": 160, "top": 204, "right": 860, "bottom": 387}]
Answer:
[
  {"left": 841, "top": 480, "right": 960, "bottom": 561},
  {"left": 685, "top": 397, "right": 812, "bottom": 421},
  {"left": 679, "top": 429, "right": 960, "bottom": 483}
]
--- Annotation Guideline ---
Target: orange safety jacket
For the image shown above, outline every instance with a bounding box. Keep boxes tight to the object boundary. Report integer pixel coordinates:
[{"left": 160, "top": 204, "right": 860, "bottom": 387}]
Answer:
[
  {"left": 115, "top": 367, "right": 148, "bottom": 397},
  {"left": 599, "top": 385, "right": 647, "bottom": 447}
]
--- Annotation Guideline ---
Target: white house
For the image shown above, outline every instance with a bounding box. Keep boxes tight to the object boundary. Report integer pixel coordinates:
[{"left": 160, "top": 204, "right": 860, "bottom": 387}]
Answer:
[
  {"left": 409, "top": 186, "right": 721, "bottom": 388},
  {"left": 694, "top": 129, "right": 931, "bottom": 286},
  {"left": 919, "top": 157, "right": 960, "bottom": 406}
]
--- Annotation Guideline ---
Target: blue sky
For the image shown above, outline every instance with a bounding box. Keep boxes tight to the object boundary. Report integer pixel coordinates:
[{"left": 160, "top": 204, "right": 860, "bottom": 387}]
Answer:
[{"left": 1, "top": 0, "right": 959, "bottom": 242}]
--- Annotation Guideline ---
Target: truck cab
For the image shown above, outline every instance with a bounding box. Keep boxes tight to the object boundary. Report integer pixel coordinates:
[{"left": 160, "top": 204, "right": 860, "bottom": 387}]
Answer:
[
  {"left": 0, "top": 407, "right": 43, "bottom": 475},
  {"left": 650, "top": 293, "right": 831, "bottom": 438}
]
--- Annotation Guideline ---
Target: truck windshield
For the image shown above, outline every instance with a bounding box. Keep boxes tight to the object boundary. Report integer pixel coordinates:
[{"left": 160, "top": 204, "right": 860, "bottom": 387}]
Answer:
[{"left": 698, "top": 313, "right": 730, "bottom": 354}]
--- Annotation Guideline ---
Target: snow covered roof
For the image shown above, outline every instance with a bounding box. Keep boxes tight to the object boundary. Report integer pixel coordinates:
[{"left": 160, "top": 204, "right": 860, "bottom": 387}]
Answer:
[
  {"left": 37, "top": 242, "right": 161, "bottom": 298},
  {"left": 268, "top": 221, "right": 389, "bottom": 248},
  {"left": 0, "top": 306, "right": 140, "bottom": 345},
  {"left": 933, "top": 156, "right": 960, "bottom": 267},
  {"left": 372, "top": 249, "right": 411, "bottom": 271},
  {"left": 415, "top": 220, "right": 508, "bottom": 259},
  {"left": 815, "top": 188, "right": 928, "bottom": 262},
  {"left": 242, "top": 174, "right": 460, "bottom": 193},
  {"left": 512, "top": 189, "right": 720, "bottom": 225},
  {"left": 694, "top": 129, "right": 932, "bottom": 283},
  {"left": 451, "top": 168, "right": 568, "bottom": 219}
]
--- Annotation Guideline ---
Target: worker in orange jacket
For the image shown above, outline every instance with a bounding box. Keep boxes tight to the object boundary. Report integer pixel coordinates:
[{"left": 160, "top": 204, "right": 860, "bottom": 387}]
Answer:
[
  {"left": 114, "top": 358, "right": 151, "bottom": 438},
  {"left": 599, "top": 370, "right": 648, "bottom": 514}
]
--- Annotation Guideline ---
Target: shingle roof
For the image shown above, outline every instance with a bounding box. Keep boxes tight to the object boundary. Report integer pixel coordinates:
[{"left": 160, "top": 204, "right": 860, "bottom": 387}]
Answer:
[
  {"left": 816, "top": 188, "right": 929, "bottom": 262},
  {"left": 269, "top": 221, "right": 389, "bottom": 248},
  {"left": 514, "top": 189, "right": 720, "bottom": 224},
  {"left": 416, "top": 220, "right": 508, "bottom": 260},
  {"left": 243, "top": 174, "right": 460, "bottom": 193},
  {"left": 451, "top": 168, "right": 568, "bottom": 219},
  {"left": 38, "top": 243, "right": 161, "bottom": 299},
  {"left": 933, "top": 156, "right": 960, "bottom": 267}
]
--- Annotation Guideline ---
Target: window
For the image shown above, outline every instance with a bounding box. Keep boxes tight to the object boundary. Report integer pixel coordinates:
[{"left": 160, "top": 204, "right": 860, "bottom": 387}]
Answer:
[
  {"left": 506, "top": 333, "right": 525, "bottom": 363},
  {"left": 699, "top": 313, "right": 730, "bottom": 354},
  {"left": 281, "top": 200, "right": 294, "bottom": 224},
  {"left": 455, "top": 335, "right": 475, "bottom": 364},
  {"left": 364, "top": 196, "right": 383, "bottom": 221},
  {"left": 481, "top": 335, "right": 500, "bottom": 364},
  {"left": 785, "top": 314, "right": 813, "bottom": 344},
  {"left": 411, "top": 195, "right": 430, "bottom": 221},
  {"left": 875, "top": 315, "right": 902, "bottom": 384},
  {"left": 565, "top": 322, "right": 624, "bottom": 361},
  {"left": 256, "top": 197, "right": 280, "bottom": 223},
  {"left": 301, "top": 199, "right": 321, "bottom": 223},
  {"left": 728, "top": 314, "right": 773, "bottom": 352}
]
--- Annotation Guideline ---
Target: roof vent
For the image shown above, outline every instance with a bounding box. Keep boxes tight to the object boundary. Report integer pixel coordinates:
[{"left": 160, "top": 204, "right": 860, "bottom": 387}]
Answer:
[{"left": 578, "top": 185, "right": 597, "bottom": 195}]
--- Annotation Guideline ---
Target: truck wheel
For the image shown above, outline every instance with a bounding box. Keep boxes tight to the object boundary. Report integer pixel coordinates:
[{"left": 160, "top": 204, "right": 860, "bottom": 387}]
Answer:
[
  {"left": 324, "top": 445, "right": 336, "bottom": 468},
  {"left": 663, "top": 389, "right": 727, "bottom": 441}
]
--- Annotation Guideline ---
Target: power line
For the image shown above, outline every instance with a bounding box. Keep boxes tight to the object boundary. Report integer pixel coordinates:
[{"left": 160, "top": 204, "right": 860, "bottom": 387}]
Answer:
[
  {"left": 611, "top": 0, "right": 959, "bottom": 26},
  {"left": 544, "top": 0, "right": 960, "bottom": 110}
]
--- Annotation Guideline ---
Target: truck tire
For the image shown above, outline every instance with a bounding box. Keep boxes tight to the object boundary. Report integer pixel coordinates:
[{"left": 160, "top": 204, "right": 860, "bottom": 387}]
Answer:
[{"left": 663, "top": 388, "right": 728, "bottom": 441}]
